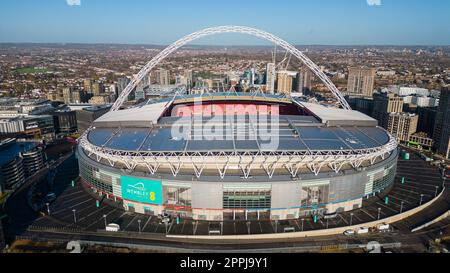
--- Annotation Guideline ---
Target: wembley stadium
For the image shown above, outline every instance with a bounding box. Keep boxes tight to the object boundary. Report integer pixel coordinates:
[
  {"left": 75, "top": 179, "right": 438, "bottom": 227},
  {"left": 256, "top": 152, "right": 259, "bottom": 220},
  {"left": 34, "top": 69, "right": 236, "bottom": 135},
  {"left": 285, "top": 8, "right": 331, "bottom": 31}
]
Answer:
[{"left": 77, "top": 26, "right": 399, "bottom": 222}]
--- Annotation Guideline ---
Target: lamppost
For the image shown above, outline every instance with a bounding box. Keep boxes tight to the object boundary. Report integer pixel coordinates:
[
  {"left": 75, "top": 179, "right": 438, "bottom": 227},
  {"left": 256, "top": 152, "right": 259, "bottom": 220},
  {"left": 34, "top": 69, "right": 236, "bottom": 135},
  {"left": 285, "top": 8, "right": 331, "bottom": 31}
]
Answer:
[
  {"left": 377, "top": 208, "right": 382, "bottom": 220},
  {"left": 301, "top": 218, "right": 305, "bottom": 232},
  {"left": 138, "top": 219, "right": 142, "bottom": 233},
  {"left": 420, "top": 194, "right": 424, "bottom": 205},
  {"left": 72, "top": 209, "right": 77, "bottom": 223},
  {"left": 350, "top": 213, "right": 354, "bottom": 226},
  {"left": 103, "top": 214, "right": 107, "bottom": 229},
  {"left": 46, "top": 203, "right": 50, "bottom": 215},
  {"left": 400, "top": 201, "right": 405, "bottom": 213}
]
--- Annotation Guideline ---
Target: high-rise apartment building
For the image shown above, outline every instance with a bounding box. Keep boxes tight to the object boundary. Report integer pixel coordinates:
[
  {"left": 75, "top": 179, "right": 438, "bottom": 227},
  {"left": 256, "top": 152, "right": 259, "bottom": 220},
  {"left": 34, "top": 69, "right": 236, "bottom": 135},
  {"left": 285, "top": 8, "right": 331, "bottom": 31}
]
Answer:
[
  {"left": 433, "top": 87, "right": 450, "bottom": 159},
  {"left": 277, "top": 71, "right": 296, "bottom": 95},
  {"left": 387, "top": 113, "right": 418, "bottom": 142},
  {"left": 184, "top": 70, "right": 193, "bottom": 88},
  {"left": 372, "top": 92, "right": 404, "bottom": 128},
  {"left": 347, "top": 67, "right": 376, "bottom": 97},
  {"left": 265, "top": 63, "right": 276, "bottom": 94},
  {"left": 417, "top": 106, "right": 438, "bottom": 138},
  {"left": 62, "top": 87, "right": 73, "bottom": 104},
  {"left": 155, "top": 69, "right": 170, "bottom": 86},
  {"left": 296, "top": 67, "right": 312, "bottom": 95}
]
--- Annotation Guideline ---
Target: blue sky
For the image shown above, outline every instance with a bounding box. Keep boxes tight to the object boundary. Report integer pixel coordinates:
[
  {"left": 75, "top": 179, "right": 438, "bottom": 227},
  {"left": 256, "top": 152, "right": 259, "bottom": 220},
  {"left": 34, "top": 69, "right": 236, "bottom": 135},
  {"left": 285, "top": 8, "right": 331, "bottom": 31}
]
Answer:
[{"left": 0, "top": 0, "right": 449, "bottom": 45}]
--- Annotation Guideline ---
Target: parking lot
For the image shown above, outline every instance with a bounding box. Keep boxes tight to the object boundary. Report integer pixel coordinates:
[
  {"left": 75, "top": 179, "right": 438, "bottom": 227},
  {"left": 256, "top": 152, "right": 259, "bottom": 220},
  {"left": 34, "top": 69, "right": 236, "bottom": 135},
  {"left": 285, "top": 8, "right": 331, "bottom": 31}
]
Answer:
[{"left": 27, "top": 149, "right": 448, "bottom": 237}]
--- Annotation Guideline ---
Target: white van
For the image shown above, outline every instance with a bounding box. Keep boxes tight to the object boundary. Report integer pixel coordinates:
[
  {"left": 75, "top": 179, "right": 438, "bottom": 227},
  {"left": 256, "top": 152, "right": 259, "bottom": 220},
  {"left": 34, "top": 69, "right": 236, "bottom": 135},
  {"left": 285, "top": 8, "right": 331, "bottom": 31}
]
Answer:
[
  {"left": 343, "top": 230, "right": 355, "bottom": 236},
  {"left": 106, "top": 223, "right": 120, "bottom": 232},
  {"left": 357, "top": 227, "right": 369, "bottom": 234},
  {"left": 378, "top": 223, "right": 390, "bottom": 232}
]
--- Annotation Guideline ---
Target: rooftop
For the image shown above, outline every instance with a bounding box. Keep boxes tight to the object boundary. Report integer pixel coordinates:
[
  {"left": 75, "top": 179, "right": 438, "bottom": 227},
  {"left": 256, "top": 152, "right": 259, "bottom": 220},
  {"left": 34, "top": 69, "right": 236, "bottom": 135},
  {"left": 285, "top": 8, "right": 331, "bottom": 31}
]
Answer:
[
  {"left": 0, "top": 139, "right": 38, "bottom": 166},
  {"left": 87, "top": 93, "right": 389, "bottom": 153}
]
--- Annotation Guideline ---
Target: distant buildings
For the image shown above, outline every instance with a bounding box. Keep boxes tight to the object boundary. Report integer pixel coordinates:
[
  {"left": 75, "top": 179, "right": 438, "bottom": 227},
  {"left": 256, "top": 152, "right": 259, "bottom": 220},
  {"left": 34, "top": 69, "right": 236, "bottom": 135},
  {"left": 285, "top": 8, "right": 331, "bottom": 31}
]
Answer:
[
  {"left": 347, "top": 67, "right": 376, "bottom": 97},
  {"left": 417, "top": 106, "right": 438, "bottom": 138},
  {"left": 347, "top": 97, "right": 374, "bottom": 117},
  {"left": 387, "top": 113, "right": 418, "bottom": 143},
  {"left": 154, "top": 69, "right": 170, "bottom": 86},
  {"left": 295, "top": 67, "right": 312, "bottom": 96},
  {"left": 265, "top": 63, "right": 276, "bottom": 94},
  {"left": 433, "top": 87, "right": 450, "bottom": 159}
]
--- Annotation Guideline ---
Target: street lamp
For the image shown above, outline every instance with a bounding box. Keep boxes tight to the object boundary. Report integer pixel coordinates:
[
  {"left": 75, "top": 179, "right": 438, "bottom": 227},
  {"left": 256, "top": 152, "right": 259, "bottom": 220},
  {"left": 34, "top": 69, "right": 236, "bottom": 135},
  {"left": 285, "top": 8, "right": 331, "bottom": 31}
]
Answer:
[
  {"left": 72, "top": 209, "right": 77, "bottom": 223},
  {"left": 46, "top": 203, "right": 50, "bottom": 215},
  {"left": 377, "top": 208, "right": 382, "bottom": 220},
  {"left": 301, "top": 218, "right": 305, "bottom": 232},
  {"left": 138, "top": 219, "right": 142, "bottom": 233},
  {"left": 103, "top": 214, "right": 107, "bottom": 229},
  {"left": 350, "top": 213, "right": 354, "bottom": 226}
]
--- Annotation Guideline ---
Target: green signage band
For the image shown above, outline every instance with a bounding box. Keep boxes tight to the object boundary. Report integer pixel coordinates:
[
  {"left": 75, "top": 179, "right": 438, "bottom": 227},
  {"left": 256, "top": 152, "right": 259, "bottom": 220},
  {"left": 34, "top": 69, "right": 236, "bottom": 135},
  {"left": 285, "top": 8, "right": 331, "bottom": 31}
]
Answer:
[{"left": 120, "top": 176, "right": 163, "bottom": 205}]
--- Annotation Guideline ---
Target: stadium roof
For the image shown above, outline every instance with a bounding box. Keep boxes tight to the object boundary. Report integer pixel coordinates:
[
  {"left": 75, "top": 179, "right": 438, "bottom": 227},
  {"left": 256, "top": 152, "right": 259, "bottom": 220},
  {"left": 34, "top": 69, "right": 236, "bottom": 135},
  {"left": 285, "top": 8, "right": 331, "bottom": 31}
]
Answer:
[{"left": 296, "top": 102, "right": 378, "bottom": 127}]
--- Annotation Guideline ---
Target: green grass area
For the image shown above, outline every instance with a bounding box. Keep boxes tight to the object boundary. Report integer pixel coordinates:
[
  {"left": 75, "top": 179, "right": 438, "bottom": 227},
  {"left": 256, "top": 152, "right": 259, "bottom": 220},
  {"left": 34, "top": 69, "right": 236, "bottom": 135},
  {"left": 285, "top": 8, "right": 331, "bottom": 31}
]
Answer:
[{"left": 14, "top": 67, "right": 50, "bottom": 74}]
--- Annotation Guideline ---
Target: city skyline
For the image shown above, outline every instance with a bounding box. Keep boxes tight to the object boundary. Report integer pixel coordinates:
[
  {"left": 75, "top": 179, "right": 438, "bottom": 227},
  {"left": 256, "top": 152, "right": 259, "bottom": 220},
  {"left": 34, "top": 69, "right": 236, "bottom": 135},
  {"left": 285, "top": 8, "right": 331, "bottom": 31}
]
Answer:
[{"left": 0, "top": 0, "right": 450, "bottom": 46}]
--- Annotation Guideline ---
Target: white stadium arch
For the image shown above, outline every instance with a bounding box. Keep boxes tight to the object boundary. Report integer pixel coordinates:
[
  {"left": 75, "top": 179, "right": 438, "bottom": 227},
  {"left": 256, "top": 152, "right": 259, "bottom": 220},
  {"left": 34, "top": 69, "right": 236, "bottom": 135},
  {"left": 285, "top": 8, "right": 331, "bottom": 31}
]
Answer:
[{"left": 111, "top": 25, "right": 352, "bottom": 111}]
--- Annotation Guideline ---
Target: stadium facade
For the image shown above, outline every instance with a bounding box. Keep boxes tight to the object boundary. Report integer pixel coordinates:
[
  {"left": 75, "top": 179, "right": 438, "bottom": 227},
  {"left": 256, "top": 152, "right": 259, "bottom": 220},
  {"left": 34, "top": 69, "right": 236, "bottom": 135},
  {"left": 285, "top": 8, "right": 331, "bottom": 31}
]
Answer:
[
  {"left": 77, "top": 26, "right": 398, "bottom": 221},
  {"left": 78, "top": 93, "right": 398, "bottom": 221}
]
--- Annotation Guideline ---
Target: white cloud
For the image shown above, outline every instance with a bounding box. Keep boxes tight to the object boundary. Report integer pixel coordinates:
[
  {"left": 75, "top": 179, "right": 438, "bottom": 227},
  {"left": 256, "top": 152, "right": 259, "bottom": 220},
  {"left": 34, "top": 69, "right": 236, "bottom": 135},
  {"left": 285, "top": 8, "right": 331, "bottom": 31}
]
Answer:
[
  {"left": 367, "top": 0, "right": 382, "bottom": 6},
  {"left": 66, "top": 0, "right": 81, "bottom": 6}
]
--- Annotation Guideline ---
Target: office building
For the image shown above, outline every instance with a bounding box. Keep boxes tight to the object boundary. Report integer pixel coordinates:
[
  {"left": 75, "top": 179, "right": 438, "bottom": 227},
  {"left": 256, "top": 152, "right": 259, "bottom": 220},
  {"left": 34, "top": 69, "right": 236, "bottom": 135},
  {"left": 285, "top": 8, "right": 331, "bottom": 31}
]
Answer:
[
  {"left": 296, "top": 67, "right": 312, "bottom": 95},
  {"left": 417, "top": 107, "right": 438, "bottom": 138},
  {"left": 372, "top": 92, "right": 404, "bottom": 128},
  {"left": 51, "top": 109, "right": 78, "bottom": 135},
  {"left": 76, "top": 105, "right": 111, "bottom": 134},
  {"left": 347, "top": 97, "right": 374, "bottom": 117}
]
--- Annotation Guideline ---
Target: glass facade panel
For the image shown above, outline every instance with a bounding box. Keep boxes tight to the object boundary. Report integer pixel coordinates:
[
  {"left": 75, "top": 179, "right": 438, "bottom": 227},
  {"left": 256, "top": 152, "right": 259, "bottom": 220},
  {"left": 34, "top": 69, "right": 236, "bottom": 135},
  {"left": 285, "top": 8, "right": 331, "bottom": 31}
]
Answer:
[{"left": 223, "top": 190, "right": 271, "bottom": 209}]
